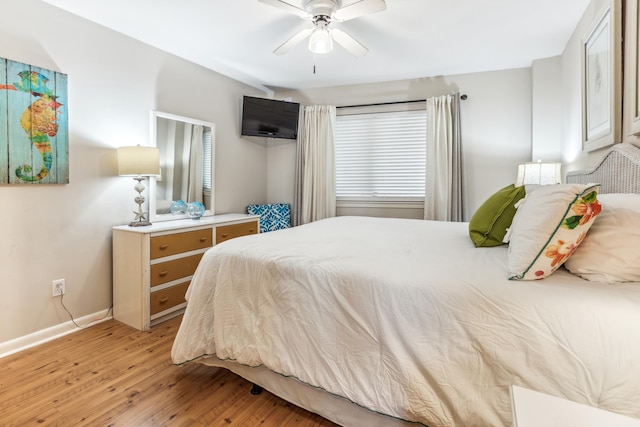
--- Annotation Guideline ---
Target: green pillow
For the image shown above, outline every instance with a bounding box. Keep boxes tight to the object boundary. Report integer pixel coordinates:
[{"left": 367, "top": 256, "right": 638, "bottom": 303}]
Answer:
[{"left": 469, "top": 184, "right": 526, "bottom": 247}]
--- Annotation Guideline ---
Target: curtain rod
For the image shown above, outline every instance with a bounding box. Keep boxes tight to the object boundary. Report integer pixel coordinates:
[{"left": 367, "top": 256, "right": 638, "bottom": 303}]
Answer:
[{"left": 336, "top": 94, "right": 467, "bottom": 109}]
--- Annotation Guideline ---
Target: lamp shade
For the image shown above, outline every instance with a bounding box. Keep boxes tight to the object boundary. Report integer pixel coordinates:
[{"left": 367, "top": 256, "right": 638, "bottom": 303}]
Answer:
[
  {"left": 117, "top": 145, "right": 160, "bottom": 176},
  {"left": 309, "top": 27, "right": 333, "bottom": 54},
  {"left": 516, "top": 162, "right": 561, "bottom": 186}
]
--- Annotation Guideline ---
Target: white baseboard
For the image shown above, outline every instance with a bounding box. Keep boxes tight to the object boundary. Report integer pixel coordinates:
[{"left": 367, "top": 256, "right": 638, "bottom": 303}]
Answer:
[{"left": 0, "top": 309, "right": 113, "bottom": 359}]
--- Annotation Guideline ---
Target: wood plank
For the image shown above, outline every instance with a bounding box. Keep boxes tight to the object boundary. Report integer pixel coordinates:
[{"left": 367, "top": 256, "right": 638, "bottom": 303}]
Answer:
[{"left": 0, "top": 316, "right": 338, "bottom": 426}]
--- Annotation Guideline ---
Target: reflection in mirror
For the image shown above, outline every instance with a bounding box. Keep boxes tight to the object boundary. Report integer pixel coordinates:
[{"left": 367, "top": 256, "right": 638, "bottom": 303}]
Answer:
[{"left": 149, "top": 111, "right": 215, "bottom": 222}]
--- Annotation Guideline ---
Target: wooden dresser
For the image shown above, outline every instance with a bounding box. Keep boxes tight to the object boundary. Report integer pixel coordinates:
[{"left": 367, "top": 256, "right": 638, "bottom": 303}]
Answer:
[{"left": 113, "top": 214, "right": 259, "bottom": 330}]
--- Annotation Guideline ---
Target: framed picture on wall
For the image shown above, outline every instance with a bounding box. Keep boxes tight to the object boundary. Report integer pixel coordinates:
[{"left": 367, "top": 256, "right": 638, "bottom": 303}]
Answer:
[
  {"left": 581, "top": 0, "right": 622, "bottom": 152},
  {"left": 0, "top": 57, "right": 69, "bottom": 184},
  {"left": 623, "top": 0, "right": 640, "bottom": 140}
]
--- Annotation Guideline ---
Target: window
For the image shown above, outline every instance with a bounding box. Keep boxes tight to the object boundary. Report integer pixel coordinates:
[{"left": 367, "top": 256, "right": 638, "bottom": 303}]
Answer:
[{"left": 334, "top": 107, "right": 426, "bottom": 202}]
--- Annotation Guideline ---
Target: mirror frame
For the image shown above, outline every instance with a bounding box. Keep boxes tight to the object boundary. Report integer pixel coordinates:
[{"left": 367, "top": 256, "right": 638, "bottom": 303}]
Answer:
[{"left": 149, "top": 110, "right": 216, "bottom": 222}]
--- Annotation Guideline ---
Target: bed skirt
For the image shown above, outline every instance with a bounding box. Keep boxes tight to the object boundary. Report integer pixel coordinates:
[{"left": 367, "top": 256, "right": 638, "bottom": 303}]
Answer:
[{"left": 196, "top": 356, "right": 424, "bottom": 427}]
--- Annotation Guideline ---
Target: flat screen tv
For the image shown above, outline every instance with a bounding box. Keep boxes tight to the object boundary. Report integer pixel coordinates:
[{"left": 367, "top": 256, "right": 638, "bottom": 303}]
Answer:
[{"left": 241, "top": 95, "right": 300, "bottom": 140}]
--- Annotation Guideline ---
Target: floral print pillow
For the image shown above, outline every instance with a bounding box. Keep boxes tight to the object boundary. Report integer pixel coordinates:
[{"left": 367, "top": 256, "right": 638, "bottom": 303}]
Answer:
[{"left": 508, "top": 184, "right": 601, "bottom": 280}]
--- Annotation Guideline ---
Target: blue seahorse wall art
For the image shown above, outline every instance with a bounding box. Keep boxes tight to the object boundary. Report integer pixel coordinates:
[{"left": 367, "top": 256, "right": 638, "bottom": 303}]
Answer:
[{"left": 0, "top": 58, "right": 69, "bottom": 184}]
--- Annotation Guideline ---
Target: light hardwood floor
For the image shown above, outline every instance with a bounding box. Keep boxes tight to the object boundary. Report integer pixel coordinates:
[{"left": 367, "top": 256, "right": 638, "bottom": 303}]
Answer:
[{"left": 0, "top": 315, "right": 338, "bottom": 426}]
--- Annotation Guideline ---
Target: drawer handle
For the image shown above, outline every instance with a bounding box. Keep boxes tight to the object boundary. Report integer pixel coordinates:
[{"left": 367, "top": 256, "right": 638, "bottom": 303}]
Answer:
[
  {"left": 199, "top": 237, "right": 207, "bottom": 242},
  {"left": 159, "top": 297, "right": 169, "bottom": 304},
  {"left": 249, "top": 229, "right": 255, "bottom": 233},
  {"left": 159, "top": 271, "right": 169, "bottom": 277},
  {"left": 159, "top": 244, "right": 169, "bottom": 250},
  {"left": 221, "top": 233, "right": 229, "bottom": 238}
]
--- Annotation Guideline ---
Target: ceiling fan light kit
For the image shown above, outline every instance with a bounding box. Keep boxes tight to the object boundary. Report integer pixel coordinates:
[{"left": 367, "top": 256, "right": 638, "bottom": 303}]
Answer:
[
  {"left": 308, "top": 17, "right": 333, "bottom": 54},
  {"left": 260, "top": 0, "right": 386, "bottom": 57}
]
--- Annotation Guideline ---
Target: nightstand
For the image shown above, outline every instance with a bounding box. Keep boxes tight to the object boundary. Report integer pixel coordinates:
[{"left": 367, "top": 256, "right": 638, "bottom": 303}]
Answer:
[{"left": 511, "top": 385, "right": 640, "bottom": 427}]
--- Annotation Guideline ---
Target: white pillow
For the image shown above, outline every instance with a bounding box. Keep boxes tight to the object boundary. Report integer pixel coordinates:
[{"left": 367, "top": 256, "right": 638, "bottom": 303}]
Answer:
[
  {"left": 508, "top": 183, "right": 601, "bottom": 280},
  {"left": 564, "top": 193, "right": 640, "bottom": 282}
]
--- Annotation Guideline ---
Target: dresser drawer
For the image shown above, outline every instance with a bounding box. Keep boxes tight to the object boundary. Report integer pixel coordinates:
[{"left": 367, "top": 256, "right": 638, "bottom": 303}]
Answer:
[
  {"left": 150, "top": 229, "right": 212, "bottom": 260},
  {"left": 150, "top": 281, "right": 190, "bottom": 315},
  {"left": 150, "top": 253, "right": 204, "bottom": 287},
  {"left": 216, "top": 221, "right": 258, "bottom": 243}
]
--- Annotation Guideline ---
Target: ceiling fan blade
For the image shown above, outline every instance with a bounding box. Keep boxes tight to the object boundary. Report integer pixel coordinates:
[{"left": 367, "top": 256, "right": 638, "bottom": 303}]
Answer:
[
  {"left": 274, "top": 28, "right": 314, "bottom": 55},
  {"left": 333, "top": 0, "right": 386, "bottom": 21},
  {"left": 258, "top": 0, "right": 312, "bottom": 19},
  {"left": 331, "top": 28, "right": 368, "bottom": 56}
]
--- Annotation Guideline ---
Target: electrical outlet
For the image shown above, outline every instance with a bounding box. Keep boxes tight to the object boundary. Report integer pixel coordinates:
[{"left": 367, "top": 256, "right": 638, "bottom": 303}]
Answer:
[{"left": 52, "top": 279, "right": 65, "bottom": 297}]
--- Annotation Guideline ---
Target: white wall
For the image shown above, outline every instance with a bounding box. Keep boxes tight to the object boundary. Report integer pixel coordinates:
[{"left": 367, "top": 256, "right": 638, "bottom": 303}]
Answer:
[
  {"left": 532, "top": 56, "right": 563, "bottom": 163},
  {"left": 0, "top": 0, "right": 267, "bottom": 347},
  {"left": 560, "top": 0, "right": 614, "bottom": 171},
  {"left": 266, "top": 139, "right": 297, "bottom": 205},
  {"left": 274, "top": 68, "right": 533, "bottom": 220}
]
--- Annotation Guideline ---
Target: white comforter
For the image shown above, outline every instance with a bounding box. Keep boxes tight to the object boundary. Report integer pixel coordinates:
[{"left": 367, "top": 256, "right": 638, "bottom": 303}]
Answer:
[{"left": 171, "top": 216, "right": 640, "bottom": 427}]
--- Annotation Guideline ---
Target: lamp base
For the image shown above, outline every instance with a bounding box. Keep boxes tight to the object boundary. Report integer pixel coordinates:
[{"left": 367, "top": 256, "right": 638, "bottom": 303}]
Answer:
[
  {"left": 128, "top": 219, "right": 152, "bottom": 227},
  {"left": 128, "top": 176, "right": 152, "bottom": 227}
]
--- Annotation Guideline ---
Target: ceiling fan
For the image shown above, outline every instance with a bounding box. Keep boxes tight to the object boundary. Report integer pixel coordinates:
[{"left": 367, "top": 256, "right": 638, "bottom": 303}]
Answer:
[{"left": 259, "top": 0, "right": 387, "bottom": 57}]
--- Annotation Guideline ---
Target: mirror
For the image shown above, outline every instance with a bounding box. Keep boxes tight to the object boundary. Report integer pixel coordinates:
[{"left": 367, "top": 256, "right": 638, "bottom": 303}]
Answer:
[{"left": 149, "top": 111, "right": 215, "bottom": 222}]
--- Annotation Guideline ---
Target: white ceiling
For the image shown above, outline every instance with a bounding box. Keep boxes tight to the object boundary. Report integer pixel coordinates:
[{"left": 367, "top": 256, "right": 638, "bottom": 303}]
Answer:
[{"left": 42, "top": 0, "right": 591, "bottom": 92}]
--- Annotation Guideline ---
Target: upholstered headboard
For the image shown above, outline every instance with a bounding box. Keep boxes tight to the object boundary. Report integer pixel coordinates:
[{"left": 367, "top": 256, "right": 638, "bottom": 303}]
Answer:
[{"left": 565, "top": 143, "right": 640, "bottom": 194}]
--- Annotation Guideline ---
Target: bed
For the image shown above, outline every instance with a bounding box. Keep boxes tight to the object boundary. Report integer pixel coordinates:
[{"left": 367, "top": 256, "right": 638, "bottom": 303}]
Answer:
[{"left": 171, "top": 143, "right": 640, "bottom": 427}]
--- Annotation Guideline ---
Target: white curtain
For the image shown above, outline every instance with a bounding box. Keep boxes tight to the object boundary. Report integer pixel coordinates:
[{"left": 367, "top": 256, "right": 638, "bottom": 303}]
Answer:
[
  {"left": 293, "top": 105, "right": 336, "bottom": 226},
  {"left": 186, "top": 124, "right": 204, "bottom": 203},
  {"left": 424, "top": 93, "right": 464, "bottom": 222},
  {"left": 162, "top": 119, "right": 177, "bottom": 201}
]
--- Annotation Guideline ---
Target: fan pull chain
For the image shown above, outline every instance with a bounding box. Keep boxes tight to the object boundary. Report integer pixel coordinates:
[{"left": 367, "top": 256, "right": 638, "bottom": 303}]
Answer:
[{"left": 313, "top": 54, "right": 317, "bottom": 74}]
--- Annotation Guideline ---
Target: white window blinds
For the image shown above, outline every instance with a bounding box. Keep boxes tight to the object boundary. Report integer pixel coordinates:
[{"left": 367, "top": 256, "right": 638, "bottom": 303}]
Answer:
[
  {"left": 335, "top": 109, "right": 426, "bottom": 200},
  {"left": 203, "top": 128, "right": 212, "bottom": 191}
]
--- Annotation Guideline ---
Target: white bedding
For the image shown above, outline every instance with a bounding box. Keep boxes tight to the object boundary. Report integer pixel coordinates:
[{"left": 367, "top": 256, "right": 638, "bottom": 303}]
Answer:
[{"left": 171, "top": 216, "right": 640, "bottom": 427}]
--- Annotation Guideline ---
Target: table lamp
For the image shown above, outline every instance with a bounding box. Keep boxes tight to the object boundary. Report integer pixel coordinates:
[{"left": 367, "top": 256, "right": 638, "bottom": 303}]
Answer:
[{"left": 117, "top": 145, "right": 160, "bottom": 227}]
